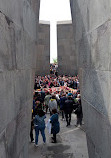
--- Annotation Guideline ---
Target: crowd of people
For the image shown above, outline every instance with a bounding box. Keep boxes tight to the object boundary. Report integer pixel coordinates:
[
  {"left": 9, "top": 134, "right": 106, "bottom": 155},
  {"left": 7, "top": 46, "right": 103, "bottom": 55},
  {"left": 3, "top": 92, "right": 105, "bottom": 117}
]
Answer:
[
  {"left": 30, "top": 73, "right": 83, "bottom": 146},
  {"left": 34, "top": 75, "right": 79, "bottom": 89},
  {"left": 50, "top": 64, "right": 58, "bottom": 76}
]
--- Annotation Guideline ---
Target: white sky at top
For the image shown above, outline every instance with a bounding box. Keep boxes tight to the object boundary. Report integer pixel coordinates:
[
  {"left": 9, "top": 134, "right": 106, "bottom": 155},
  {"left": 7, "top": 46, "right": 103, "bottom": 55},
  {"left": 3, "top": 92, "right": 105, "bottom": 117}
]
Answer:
[{"left": 39, "top": 0, "right": 72, "bottom": 63}]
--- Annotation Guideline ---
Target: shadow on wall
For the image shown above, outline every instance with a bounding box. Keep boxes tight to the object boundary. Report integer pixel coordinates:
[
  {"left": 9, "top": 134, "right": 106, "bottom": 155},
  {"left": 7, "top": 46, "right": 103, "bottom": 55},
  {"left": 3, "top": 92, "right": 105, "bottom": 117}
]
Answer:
[{"left": 70, "top": 0, "right": 111, "bottom": 157}]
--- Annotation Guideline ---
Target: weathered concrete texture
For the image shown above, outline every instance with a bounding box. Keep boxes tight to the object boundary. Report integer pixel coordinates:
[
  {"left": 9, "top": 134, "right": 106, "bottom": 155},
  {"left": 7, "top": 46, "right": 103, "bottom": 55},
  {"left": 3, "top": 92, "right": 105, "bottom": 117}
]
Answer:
[
  {"left": 0, "top": 0, "right": 40, "bottom": 158},
  {"left": 57, "top": 24, "right": 78, "bottom": 76},
  {"left": 36, "top": 24, "right": 50, "bottom": 76},
  {"left": 70, "top": 0, "right": 111, "bottom": 157},
  {"left": 29, "top": 113, "right": 88, "bottom": 158}
]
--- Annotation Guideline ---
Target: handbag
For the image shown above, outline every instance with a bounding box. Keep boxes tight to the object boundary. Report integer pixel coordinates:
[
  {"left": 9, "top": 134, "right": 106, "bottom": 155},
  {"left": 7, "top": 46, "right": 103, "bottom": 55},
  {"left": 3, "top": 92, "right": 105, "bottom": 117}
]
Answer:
[{"left": 46, "top": 119, "right": 52, "bottom": 134}]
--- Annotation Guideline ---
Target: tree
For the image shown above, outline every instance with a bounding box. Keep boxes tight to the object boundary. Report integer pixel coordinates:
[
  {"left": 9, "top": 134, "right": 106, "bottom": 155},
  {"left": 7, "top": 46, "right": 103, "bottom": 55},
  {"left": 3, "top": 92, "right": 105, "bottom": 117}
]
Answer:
[{"left": 53, "top": 58, "right": 57, "bottom": 64}]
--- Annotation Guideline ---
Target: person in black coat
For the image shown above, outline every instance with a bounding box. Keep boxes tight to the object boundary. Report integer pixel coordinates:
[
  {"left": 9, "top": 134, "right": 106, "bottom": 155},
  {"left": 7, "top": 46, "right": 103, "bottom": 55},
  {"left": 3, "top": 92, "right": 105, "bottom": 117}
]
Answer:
[
  {"left": 63, "top": 96, "right": 74, "bottom": 127},
  {"left": 60, "top": 93, "right": 67, "bottom": 120},
  {"left": 73, "top": 80, "right": 77, "bottom": 89},
  {"left": 74, "top": 99, "right": 83, "bottom": 127}
]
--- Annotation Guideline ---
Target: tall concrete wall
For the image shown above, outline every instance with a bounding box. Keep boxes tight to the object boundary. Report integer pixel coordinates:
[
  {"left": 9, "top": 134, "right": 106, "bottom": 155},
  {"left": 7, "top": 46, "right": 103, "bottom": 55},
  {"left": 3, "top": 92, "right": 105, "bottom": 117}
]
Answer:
[
  {"left": 0, "top": 0, "right": 40, "bottom": 158},
  {"left": 36, "top": 24, "right": 50, "bottom": 76},
  {"left": 57, "top": 23, "right": 78, "bottom": 76},
  {"left": 70, "top": 0, "right": 111, "bottom": 157}
]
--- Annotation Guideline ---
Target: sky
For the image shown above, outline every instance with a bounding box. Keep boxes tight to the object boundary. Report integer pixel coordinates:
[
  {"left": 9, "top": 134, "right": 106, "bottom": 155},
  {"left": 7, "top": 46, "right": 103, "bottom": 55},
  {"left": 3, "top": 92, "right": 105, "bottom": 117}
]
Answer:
[{"left": 39, "top": 0, "right": 72, "bottom": 63}]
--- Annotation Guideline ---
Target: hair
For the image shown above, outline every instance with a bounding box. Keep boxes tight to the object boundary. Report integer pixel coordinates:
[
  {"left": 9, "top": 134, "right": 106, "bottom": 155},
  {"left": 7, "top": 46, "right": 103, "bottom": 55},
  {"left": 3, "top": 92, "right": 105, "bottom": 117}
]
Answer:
[
  {"left": 35, "top": 92, "right": 38, "bottom": 96},
  {"left": 37, "top": 109, "right": 45, "bottom": 117},
  {"left": 46, "top": 91, "right": 50, "bottom": 95},
  {"left": 52, "top": 109, "right": 57, "bottom": 114},
  {"left": 77, "top": 90, "right": 80, "bottom": 93},
  {"left": 52, "top": 95, "right": 56, "bottom": 99},
  {"left": 68, "top": 96, "right": 72, "bottom": 99}
]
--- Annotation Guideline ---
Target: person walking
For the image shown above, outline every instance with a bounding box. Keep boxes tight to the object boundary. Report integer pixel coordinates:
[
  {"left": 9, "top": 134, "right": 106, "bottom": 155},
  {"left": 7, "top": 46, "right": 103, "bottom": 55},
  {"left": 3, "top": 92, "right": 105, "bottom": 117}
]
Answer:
[
  {"left": 34, "top": 109, "right": 46, "bottom": 146},
  {"left": 48, "top": 95, "right": 57, "bottom": 115},
  {"left": 60, "top": 93, "right": 67, "bottom": 120},
  {"left": 64, "top": 96, "right": 74, "bottom": 127},
  {"left": 74, "top": 99, "right": 83, "bottom": 127},
  {"left": 44, "top": 92, "right": 51, "bottom": 113},
  {"left": 50, "top": 109, "right": 60, "bottom": 143}
]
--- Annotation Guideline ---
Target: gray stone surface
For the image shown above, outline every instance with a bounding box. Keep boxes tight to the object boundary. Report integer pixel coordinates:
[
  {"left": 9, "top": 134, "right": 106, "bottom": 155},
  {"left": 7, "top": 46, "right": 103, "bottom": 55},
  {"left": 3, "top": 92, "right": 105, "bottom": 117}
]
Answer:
[
  {"left": 57, "top": 24, "right": 78, "bottom": 76},
  {"left": 0, "top": 0, "right": 40, "bottom": 157},
  {"left": 70, "top": 0, "right": 111, "bottom": 157},
  {"left": 29, "top": 113, "right": 88, "bottom": 158},
  {"left": 36, "top": 24, "right": 50, "bottom": 76}
]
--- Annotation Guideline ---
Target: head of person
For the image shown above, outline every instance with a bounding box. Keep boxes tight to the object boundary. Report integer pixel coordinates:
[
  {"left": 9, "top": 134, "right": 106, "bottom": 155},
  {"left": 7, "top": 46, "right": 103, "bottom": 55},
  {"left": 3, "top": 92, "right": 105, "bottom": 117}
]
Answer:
[
  {"left": 35, "top": 100, "right": 40, "bottom": 105},
  {"left": 62, "top": 93, "right": 66, "bottom": 97},
  {"left": 46, "top": 91, "right": 50, "bottom": 95},
  {"left": 63, "top": 93, "right": 66, "bottom": 97},
  {"left": 77, "top": 94, "right": 81, "bottom": 98},
  {"left": 37, "top": 109, "right": 45, "bottom": 117},
  {"left": 51, "top": 94, "right": 56, "bottom": 99},
  {"left": 52, "top": 109, "right": 57, "bottom": 114},
  {"left": 35, "top": 92, "right": 39, "bottom": 97},
  {"left": 68, "top": 93, "right": 72, "bottom": 97},
  {"left": 68, "top": 96, "right": 72, "bottom": 100}
]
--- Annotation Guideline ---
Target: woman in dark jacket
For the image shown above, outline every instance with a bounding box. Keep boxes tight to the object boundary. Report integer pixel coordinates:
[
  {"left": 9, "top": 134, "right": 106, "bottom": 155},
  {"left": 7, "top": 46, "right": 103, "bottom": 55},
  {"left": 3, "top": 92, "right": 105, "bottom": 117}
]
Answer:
[
  {"left": 74, "top": 99, "right": 83, "bottom": 127},
  {"left": 50, "top": 109, "right": 60, "bottom": 143}
]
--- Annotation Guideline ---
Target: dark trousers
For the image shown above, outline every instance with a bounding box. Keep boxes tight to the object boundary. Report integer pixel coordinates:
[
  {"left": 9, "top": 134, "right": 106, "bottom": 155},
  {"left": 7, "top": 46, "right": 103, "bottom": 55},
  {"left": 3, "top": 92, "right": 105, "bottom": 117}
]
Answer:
[
  {"left": 62, "top": 110, "right": 64, "bottom": 119},
  {"left": 65, "top": 113, "right": 71, "bottom": 125},
  {"left": 30, "top": 129, "right": 34, "bottom": 142},
  {"left": 45, "top": 105, "right": 48, "bottom": 113},
  {"left": 53, "top": 133, "right": 56, "bottom": 142},
  {"left": 49, "top": 109, "right": 52, "bottom": 116},
  {"left": 77, "top": 114, "right": 83, "bottom": 125}
]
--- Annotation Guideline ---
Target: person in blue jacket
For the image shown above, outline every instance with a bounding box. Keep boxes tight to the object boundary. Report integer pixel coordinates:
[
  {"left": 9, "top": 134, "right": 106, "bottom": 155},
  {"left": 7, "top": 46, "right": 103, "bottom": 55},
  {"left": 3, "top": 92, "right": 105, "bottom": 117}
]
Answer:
[
  {"left": 34, "top": 109, "right": 46, "bottom": 146},
  {"left": 50, "top": 109, "right": 60, "bottom": 143}
]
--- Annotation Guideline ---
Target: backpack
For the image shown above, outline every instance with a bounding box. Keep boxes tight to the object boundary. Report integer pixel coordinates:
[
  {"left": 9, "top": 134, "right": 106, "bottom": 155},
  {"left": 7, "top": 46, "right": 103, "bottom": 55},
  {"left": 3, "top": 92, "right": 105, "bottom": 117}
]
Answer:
[{"left": 74, "top": 105, "right": 81, "bottom": 114}]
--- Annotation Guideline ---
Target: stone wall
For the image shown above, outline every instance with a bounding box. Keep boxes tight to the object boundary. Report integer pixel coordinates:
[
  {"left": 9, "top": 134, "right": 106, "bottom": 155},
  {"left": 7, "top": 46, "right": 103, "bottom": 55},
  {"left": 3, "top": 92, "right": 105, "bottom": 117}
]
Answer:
[
  {"left": 70, "top": 0, "right": 111, "bottom": 157},
  {"left": 0, "top": 0, "right": 40, "bottom": 158},
  {"left": 57, "top": 23, "right": 78, "bottom": 76},
  {"left": 36, "top": 23, "right": 50, "bottom": 76}
]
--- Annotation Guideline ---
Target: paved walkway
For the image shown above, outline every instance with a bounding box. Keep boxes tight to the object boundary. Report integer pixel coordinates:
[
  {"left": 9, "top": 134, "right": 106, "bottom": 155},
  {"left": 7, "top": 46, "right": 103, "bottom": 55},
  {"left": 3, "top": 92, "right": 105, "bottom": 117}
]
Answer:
[{"left": 29, "top": 113, "right": 89, "bottom": 158}]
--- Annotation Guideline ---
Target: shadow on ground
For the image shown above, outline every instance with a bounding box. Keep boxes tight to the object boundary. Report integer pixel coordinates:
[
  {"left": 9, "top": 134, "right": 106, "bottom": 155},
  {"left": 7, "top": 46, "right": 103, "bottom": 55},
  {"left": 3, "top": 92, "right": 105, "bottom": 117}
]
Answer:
[{"left": 46, "top": 144, "right": 73, "bottom": 158}]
